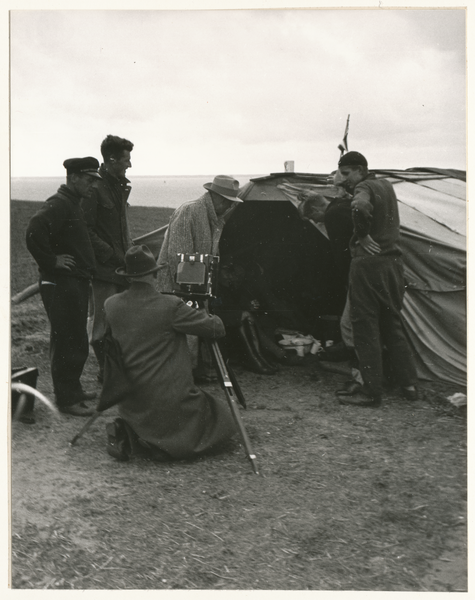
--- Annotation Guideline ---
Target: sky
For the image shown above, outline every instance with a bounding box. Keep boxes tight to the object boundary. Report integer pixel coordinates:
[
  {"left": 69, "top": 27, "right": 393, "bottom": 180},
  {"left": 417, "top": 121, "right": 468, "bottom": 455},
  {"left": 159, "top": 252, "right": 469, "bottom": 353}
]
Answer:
[{"left": 9, "top": 7, "right": 467, "bottom": 177}]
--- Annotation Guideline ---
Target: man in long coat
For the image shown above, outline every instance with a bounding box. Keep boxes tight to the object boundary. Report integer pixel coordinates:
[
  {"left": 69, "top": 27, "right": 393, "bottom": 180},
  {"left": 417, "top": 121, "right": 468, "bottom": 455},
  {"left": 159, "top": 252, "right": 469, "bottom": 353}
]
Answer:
[{"left": 103, "top": 245, "right": 238, "bottom": 459}]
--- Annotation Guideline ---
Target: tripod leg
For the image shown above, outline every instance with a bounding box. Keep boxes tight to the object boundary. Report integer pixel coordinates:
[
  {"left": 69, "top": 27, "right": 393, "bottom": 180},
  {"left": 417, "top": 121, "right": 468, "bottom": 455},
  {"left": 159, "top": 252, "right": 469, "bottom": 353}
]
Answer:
[
  {"left": 69, "top": 411, "right": 102, "bottom": 446},
  {"left": 225, "top": 359, "right": 247, "bottom": 409},
  {"left": 214, "top": 339, "right": 247, "bottom": 408},
  {"left": 209, "top": 340, "right": 260, "bottom": 476}
]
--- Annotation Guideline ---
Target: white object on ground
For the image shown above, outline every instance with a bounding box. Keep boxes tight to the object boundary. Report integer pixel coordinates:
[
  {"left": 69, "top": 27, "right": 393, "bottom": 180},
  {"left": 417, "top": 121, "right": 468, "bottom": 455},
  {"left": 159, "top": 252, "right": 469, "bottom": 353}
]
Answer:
[
  {"left": 278, "top": 333, "right": 317, "bottom": 356},
  {"left": 11, "top": 382, "right": 59, "bottom": 416},
  {"left": 447, "top": 393, "right": 466, "bottom": 407}
]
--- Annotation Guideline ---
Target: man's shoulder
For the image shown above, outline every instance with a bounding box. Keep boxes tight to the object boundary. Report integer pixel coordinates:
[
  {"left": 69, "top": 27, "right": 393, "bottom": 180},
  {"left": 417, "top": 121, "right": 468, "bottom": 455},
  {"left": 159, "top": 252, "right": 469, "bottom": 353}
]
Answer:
[
  {"left": 46, "top": 185, "right": 74, "bottom": 202},
  {"left": 356, "top": 175, "right": 395, "bottom": 196},
  {"left": 89, "top": 178, "right": 114, "bottom": 199},
  {"left": 359, "top": 174, "right": 392, "bottom": 188},
  {"left": 32, "top": 188, "right": 74, "bottom": 215},
  {"left": 170, "top": 194, "right": 208, "bottom": 220},
  {"left": 104, "top": 288, "right": 129, "bottom": 311},
  {"left": 178, "top": 194, "right": 207, "bottom": 211}
]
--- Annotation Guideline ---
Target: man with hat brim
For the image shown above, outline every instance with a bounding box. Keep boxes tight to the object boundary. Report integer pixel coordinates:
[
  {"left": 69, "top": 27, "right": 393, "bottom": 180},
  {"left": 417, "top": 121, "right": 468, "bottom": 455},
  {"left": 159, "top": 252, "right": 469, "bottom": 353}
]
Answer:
[
  {"left": 334, "top": 151, "right": 418, "bottom": 408},
  {"left": 157, "top": 174, "right": 243, "bottom": 292},
  {"left": 100, "top": 245, "right": 237, "bottom": 460},
  {"left": 156, "top": 174, "right": 243, "bottom": 381},
  {"left": 26, "top": 157, "right": 102, "bottom": 416},
  {"left": 81, "top": 135, "right": 134, "bottom": 384}
]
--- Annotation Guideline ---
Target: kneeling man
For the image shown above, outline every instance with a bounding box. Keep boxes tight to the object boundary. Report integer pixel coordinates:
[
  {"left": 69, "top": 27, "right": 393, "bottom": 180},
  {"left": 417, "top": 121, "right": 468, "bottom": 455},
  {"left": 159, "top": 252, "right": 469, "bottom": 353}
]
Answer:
[{"left": 102, "top": 245, "right": 237, "bottom": 460}]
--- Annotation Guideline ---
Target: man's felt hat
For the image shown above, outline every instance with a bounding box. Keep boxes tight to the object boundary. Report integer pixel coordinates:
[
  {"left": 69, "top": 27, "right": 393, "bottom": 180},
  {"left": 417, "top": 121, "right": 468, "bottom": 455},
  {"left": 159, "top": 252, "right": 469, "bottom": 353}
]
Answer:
[
  {"left": 203, "top": 175, "right": 243, "bottom": 202},
  {"left": 116, "top": 245, "right": 160, "bottom": 277},
  {"left": 338, "top": 151, "right": 368, "bottom": 169},
  {"left": 63, "top": 156, "right": 102, "bottom": 179}
]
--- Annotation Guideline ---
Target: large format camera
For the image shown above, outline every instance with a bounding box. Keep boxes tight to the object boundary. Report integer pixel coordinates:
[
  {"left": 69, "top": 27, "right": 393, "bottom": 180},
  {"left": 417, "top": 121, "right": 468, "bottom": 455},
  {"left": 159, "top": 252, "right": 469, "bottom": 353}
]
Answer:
[{"left": 173, "top": 253, "right": 219, "bottom": 299}]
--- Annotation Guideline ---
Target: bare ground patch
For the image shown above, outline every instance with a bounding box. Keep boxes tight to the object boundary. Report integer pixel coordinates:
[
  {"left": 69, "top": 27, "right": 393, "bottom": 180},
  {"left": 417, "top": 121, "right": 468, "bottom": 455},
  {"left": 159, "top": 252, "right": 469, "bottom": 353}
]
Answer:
[{"left": 10, "top": 297, "right": 467, "bottom": 591}]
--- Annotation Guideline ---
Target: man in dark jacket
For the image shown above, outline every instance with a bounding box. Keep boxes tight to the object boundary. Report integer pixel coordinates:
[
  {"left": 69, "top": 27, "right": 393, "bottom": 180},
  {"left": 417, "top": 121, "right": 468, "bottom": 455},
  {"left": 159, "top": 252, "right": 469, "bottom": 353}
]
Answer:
[
  {"left": 81, "top": 135, "right": 134, "bottom": 381},
  {"left": 336, "top": 151, "right": 418, "bottom": 407},
  {"left": 297, "top": 188, "right": 354, "bottom": 354},
  {"left": 26, "top": 157, "right": 101, "bottom": 416}
]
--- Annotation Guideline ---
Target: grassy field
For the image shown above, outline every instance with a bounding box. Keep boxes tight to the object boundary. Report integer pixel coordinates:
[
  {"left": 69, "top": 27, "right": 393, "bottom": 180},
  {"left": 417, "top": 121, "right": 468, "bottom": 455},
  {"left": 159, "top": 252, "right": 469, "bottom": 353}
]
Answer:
[
  {"left": 11, "top": 200, "right": 174, "bottom": 294},
  {"left": 10, "top": 199, "right": 467, "bottom": 591}
]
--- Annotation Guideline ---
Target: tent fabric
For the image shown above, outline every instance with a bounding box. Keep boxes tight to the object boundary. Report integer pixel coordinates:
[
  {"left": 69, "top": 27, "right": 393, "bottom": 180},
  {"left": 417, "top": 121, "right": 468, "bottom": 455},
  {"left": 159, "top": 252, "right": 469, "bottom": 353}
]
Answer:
[
  {"left": 401, "top": 290, "right": 466, "bottom": 385},
  {"left": 391, "top": 179, "right": 466, "bottom": 236},
  {"left": 233, "top": 169, "right": 466, "bottom": 386},
  {"left": 406, "top": 167, "right": 466, "bottom": 181},
  {"left": 398, "top": 204, "right": 465, "bottom": 293}
]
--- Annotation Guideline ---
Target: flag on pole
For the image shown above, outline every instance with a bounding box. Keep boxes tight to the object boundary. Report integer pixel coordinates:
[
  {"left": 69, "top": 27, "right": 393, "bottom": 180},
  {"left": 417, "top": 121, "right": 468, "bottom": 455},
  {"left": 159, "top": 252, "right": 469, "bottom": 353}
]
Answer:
[{"left": 338, "top": 114, "right": 350, "bottom": 156}]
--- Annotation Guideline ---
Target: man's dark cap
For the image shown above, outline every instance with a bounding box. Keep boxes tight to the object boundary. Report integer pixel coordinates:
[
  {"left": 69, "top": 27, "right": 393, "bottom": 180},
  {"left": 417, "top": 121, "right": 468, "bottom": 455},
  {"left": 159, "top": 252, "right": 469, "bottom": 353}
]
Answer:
[
  {"left": 338, "top": 151, "right": 368, "bottom": 169},
  {"left": 63, "top": 157, "right": 101, "bottom": 179}
]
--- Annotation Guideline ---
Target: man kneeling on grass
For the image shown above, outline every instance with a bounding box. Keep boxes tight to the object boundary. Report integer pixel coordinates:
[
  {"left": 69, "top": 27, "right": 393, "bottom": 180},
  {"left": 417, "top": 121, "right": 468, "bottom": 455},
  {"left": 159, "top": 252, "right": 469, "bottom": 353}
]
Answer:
[{"left": 101, "top": 245, "right": 238, "bottom": 462}]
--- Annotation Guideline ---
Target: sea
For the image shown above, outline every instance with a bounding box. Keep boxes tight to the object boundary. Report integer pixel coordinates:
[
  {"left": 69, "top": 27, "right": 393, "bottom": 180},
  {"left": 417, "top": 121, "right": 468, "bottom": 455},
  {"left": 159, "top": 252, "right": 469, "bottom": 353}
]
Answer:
[{"left": 10, "top": 175, "right": 266, "bottom": 209}]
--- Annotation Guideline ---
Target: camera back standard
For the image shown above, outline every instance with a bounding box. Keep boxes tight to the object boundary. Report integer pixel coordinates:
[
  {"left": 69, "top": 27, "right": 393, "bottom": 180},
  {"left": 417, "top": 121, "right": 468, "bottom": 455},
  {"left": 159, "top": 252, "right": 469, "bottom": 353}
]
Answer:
[{"left": 174, "top": 253, "right": 219, "bottom": 298}]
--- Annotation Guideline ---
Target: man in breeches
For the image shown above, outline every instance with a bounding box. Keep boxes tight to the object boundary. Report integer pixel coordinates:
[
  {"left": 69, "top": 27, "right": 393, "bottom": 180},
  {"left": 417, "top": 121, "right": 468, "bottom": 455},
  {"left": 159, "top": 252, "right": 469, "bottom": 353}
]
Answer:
[{"left": 336, "top": 151, "right": 418, "bottom": 407}]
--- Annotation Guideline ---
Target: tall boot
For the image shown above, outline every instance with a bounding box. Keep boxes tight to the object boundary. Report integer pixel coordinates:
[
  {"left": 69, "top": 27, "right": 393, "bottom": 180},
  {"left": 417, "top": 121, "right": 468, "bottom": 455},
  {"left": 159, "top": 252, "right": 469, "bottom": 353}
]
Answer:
[
  {"left": 237, "top": 324, "right": 274, "bottom": 375},
  {"left": 243, "top": 319, "right": 279, "bottom": 372}
]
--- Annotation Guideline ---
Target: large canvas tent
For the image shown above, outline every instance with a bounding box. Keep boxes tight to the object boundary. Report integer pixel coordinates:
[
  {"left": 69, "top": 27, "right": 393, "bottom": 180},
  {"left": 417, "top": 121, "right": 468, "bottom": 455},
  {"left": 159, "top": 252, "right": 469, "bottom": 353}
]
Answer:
[
  {"left": 137, "top": 168, "right": 466, "bottom": 386},
  {"left": 219, "top": 168, "right": 466, "bottom": 386}
]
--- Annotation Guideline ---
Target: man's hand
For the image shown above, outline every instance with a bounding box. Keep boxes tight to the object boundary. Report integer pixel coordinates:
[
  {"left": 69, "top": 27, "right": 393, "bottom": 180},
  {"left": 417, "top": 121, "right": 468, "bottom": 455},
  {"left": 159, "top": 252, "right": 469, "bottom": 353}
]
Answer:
[
  {"left": 357, "top": 235, "right": 381, "bottom": 255},
  {"left": 55, "top": 254, "right": 76, "bottom": 271},
  {"left": 241, "top": 310, "right": 255, "bottom": 324},
  {"left": 307, "top": 208, "right": 326, "bottom": 223},
  {"left": 249, "top": 299, "right": 260, "bottom": 311}
]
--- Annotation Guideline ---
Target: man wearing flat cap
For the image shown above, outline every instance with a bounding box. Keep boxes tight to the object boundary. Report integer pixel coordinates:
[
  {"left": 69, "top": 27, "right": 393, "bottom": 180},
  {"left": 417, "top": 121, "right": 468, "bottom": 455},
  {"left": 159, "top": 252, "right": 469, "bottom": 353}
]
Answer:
[
  {"left": 156, "top": 175, "right": 243, "bottom": 380},
  {"left": 334, "top": 151, "right": 418, "bottom": 408},
  {"left": 26, "top": 157, "right": 101, "bottom": 416},
  {"left": 101, "top": 245, "right": 237, "bottom": 461}
]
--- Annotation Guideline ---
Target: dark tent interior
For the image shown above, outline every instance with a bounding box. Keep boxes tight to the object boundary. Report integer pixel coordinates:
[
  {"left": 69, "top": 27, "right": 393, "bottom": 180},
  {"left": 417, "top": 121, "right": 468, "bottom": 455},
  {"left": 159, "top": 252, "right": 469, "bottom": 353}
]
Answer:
[{"left": 219, "top": 200, "right": 345, "bottom": 342}]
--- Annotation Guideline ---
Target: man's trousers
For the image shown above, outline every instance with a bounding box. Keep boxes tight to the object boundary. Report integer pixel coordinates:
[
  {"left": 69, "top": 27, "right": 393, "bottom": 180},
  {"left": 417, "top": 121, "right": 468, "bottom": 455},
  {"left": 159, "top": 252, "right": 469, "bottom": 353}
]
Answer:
[
  {"left": 88, "top": 280, "right": 126, "bottom": 374},
  {"left": 40, "top": 275, "right": 90, "bottom": 407},
  {"left": 349, "top": 255, "right": 418, "bottom": 399},
  {"left": 339, "top": 293, "right": 354, "bottom": 349}
]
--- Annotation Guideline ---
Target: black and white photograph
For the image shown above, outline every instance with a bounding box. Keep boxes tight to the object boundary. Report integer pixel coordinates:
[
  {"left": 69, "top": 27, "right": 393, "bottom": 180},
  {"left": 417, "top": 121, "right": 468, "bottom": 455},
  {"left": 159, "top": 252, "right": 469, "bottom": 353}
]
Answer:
[{"left": 8, "top": 2, "right": 467, "bottom": 592}]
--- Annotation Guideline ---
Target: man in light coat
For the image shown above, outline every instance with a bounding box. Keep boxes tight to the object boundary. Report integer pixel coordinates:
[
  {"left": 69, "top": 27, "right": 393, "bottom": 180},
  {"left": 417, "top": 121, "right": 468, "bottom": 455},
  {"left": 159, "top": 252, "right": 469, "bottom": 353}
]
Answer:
[
  {"left": 157, "top": 174, "right": 243, "bottom": 291},
  {"left": 156, "top": 175, "right": 243, "bottom": 380}
]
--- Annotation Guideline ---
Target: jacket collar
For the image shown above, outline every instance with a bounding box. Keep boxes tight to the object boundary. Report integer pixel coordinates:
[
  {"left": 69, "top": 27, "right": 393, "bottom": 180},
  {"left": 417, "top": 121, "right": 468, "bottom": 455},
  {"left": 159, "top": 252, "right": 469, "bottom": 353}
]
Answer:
[
  {"left": 57, "top": 183, "right": 81, "bottom": 203},
  {"left": 99, "top": 163, "right": 131, "bottom": 186},
  {"left": 203, "top": 191, "right": 222, "bottom": 225}
]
